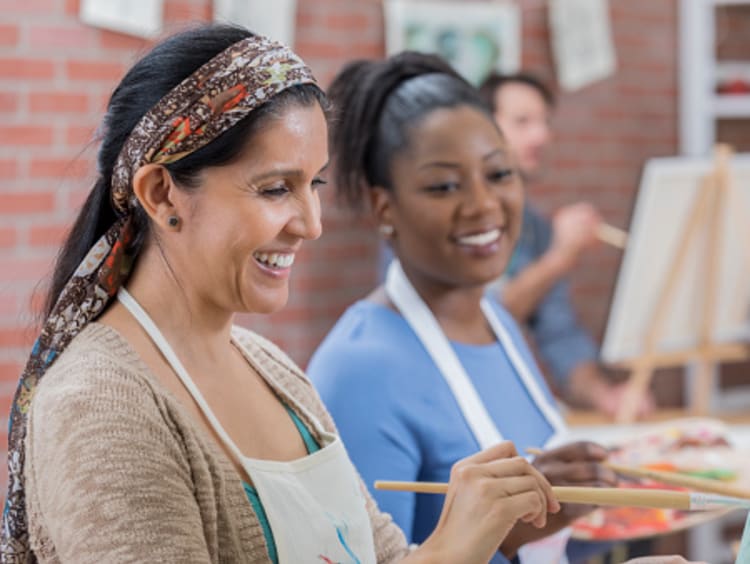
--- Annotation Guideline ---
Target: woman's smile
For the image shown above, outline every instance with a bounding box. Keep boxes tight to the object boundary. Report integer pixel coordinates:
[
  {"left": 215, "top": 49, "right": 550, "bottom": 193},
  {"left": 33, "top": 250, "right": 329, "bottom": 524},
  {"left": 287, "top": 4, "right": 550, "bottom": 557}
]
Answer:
[{"left": 252, "top": 250, "right": 296, "bottom": 279}]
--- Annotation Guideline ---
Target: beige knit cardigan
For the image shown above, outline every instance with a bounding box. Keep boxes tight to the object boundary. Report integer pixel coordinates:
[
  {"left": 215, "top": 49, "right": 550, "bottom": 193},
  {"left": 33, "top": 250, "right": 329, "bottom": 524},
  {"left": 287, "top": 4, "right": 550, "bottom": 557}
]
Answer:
[{"left": 25, "top": 322, "right": 410, "bottom": 563}]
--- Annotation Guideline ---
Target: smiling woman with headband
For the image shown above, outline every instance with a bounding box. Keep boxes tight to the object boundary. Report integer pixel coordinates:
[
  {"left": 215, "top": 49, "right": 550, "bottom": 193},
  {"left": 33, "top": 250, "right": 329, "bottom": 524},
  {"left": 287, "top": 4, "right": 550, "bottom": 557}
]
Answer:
[{"left": 1, "top": 25, "right": 563, "bottom": 564}]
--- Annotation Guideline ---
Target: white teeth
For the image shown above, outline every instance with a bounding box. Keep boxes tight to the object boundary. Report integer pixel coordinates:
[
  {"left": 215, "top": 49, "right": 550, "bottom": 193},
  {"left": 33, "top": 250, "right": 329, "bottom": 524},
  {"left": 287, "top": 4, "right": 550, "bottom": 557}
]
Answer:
[
  {"left": 253, "top": 251, "right": 295, "bottom": 269},
  {"left": 456, "top": 229, "right": 501, "bottom": 247}
]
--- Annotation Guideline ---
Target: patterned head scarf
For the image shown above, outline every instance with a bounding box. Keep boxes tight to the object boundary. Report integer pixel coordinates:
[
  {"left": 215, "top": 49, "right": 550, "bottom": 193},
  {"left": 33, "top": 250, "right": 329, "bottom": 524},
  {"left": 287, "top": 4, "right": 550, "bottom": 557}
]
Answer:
[{"left": 1, "top": 33, "right": 317, "bottom": 562}]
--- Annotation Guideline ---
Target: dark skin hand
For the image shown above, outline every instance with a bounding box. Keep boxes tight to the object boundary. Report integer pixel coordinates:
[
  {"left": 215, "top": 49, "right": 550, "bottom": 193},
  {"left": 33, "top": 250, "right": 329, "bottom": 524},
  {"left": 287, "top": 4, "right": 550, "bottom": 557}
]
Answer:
[{"left": 500, "top": 441, "right": 619, "bottom": 558}]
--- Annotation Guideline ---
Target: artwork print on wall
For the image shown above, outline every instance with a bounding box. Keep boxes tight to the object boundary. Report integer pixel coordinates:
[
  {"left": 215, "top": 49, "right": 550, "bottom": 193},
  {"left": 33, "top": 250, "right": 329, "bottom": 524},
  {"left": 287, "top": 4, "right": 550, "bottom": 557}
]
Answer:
[{"left": 384, "top": 0, "right": 521, "bottom": 85}]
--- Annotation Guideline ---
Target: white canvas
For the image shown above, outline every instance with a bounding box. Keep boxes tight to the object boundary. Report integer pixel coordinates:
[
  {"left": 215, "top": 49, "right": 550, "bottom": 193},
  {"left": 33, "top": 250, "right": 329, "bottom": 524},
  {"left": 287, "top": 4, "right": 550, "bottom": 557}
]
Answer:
[
  {"left": 214, "top": 0, "right": 297, "bottom": 47},
  {"left": 80, "top": 0, "right": 163, "bottom": 38},
  {"left": 384, "top": 0, "right": 520, "bottom": 85},
  {"left": 601, "top": 154, "right": 750, "bottom": 364}
]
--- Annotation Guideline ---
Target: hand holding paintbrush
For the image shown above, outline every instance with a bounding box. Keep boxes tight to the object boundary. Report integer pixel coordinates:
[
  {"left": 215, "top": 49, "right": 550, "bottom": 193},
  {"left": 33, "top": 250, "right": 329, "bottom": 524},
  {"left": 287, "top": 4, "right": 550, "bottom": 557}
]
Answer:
[
  {"left": 526, "top": 442, "right": 619, "bottom": 519},
  {"left": 527, "top": 447, "right": 750, "bottom": 500}
]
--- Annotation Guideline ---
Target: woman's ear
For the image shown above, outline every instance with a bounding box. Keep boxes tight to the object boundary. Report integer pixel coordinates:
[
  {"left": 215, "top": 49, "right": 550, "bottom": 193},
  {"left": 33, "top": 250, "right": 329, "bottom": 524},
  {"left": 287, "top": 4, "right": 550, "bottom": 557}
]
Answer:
[
  {"left": 132, "top": 164, "right": 179, "bottom": 229},
  {"left": 370, "top": 186, "right": 395, "bottom": 235}
]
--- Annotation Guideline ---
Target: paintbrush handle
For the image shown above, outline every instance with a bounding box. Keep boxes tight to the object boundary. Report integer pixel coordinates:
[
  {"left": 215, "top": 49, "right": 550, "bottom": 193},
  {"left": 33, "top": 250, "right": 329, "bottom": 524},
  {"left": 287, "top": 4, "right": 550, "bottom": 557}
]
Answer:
[
  {"left": 596, "top": 223, "right": 628, "bottom": 249},
  {"left": 605, "top": 462, "right": 750, "bottom": 499},
  {"left": 373, "top": 481, "right": 750, "bottom": 511},
  {"left": 554, "top": 486, "right": 690, "bottom": 510}
]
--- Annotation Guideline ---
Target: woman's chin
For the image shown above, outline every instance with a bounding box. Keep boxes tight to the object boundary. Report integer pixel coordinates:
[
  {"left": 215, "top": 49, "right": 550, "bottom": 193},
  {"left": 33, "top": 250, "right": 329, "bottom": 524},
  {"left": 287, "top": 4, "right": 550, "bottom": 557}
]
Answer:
[{"left": 240, "top": 290, "right": 290, "bottom": 316}]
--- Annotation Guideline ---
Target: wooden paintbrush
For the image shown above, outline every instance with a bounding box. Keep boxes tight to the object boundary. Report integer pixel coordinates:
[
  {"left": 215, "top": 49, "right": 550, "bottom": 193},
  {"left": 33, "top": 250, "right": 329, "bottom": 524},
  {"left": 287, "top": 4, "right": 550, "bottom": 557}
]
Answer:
[{"left": 374, "top": 481, "right": 750, "bottom": 511}]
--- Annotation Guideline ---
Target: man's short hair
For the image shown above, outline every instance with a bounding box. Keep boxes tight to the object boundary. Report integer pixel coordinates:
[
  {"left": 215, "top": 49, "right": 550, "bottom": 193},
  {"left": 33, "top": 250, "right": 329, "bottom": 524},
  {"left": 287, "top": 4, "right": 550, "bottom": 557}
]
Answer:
[{"left": 478, "top": 72, "right": 555, "bottom": 112}]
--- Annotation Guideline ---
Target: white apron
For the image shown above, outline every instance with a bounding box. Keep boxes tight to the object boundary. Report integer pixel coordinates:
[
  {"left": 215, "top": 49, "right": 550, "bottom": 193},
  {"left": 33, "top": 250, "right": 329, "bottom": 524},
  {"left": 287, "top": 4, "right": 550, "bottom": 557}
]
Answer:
[
  {"left": 118, "top": 288, "right": 377, "bottom": 564},
  {"left": 385, "top": 260, "right": 571, "bottom": 564}
]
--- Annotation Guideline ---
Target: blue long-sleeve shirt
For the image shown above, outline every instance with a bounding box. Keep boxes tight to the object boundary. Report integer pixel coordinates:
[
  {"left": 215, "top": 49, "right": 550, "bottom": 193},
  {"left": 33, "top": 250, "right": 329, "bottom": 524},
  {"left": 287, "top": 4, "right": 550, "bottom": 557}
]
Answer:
[{"left": 308, "top": 298, "right": 558, "bottom": 564}]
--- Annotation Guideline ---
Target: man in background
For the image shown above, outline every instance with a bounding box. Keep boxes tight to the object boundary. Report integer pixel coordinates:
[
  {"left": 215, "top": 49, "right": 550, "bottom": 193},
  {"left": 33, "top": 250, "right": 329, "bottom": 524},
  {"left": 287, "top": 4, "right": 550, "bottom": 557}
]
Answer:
[{"left": 479, "top": 73, "right": 654, "bottom": 418}]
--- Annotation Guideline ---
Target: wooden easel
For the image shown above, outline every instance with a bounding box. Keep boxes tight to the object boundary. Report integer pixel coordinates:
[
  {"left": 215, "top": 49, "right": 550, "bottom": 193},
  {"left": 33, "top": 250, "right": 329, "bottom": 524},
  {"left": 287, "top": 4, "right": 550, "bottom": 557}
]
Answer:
[{"left": 616, "top": 144, "right": 750, "bottom": 423}]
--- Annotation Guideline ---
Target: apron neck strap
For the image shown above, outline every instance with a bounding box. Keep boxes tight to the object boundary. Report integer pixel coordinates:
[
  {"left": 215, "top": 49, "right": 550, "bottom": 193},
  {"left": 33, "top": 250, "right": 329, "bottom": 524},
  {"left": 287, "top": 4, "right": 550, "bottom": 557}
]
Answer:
[{"left": 384, "top": 259, "right": 567, "bottom": 449}]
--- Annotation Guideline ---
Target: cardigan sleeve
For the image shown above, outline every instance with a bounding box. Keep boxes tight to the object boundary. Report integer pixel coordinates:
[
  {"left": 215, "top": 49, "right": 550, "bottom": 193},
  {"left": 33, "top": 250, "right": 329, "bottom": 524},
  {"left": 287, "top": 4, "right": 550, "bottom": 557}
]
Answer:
[{"left": 25, "top": 350, "right": 213, "bottom": 564}]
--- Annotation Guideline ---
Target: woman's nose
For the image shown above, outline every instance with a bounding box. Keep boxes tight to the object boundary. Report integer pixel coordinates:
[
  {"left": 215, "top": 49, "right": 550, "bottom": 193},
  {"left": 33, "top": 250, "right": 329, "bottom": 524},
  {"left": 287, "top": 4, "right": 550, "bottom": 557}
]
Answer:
[{"left": 293, "top": 188, "right": 322, "bottom": 240}]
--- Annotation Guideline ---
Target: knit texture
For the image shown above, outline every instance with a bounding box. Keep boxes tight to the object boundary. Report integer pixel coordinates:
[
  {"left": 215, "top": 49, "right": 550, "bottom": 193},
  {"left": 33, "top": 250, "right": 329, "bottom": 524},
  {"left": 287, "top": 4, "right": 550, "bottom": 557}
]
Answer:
[{"left": 24, "top": 323, "right": 409, "bottom": 563}]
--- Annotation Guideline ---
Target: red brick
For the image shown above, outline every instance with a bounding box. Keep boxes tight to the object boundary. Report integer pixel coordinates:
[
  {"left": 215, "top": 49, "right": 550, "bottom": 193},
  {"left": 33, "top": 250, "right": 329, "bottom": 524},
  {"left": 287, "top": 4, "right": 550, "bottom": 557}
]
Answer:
[
  {"left": 295, "top": 41, "right": 347, "bottom": 59},
  {"left": 0, "top": 92, "right": 18, "bottom": 113},
  {"left": 65, "top": 0, "right": 80, "bottom": 16},
  {"left": 65, "top": 190, "right": 85, "bottom": 212},
  {"left": 164, "top": 0, "right": 211, "bottom": 22},
  {"left": 66, "top": 125, "right": 97, "bottom": 145},
  {"left": 0, "top": 58, "right": 55, "bottom": 80},
  {"left": 296, "top": 11, "right": 318, "bottom": 30},
  {"left": 0, "top": 257, "right": 54, "bottom": 283},
  {"left": 66, "top": 60, "right": 126, "bottom": 82},
  {"left": 29, "top": 157, "right": 89, "bottom": 179},
  {"left": 99, "top": 30, "right": 150, "bottom": 51},
  {"left": 28, "top": 25, "right": 97, "bottom": 49},
  {"left": 0, "top": 24, "right": 20, "bottom": 47},
  {"left": 0, "top": 363, "right": 22, "bottom": 381},
  {"left": 29, "top": 224, "right": 72, "bottom": 247},
  {"left": 3, "top": 0, "right": 52, "bottom": 13},
  {"left": 29, "top": 93, "right": 89, "bottom": 114},
  {"left": 0, "top": 327, "right": 34, "bottom": 348},
  {"left": 0, "top": 159, "right": 18, "bottom": 180},
  {"left": 0, "top": 294, "right": 17, "bottom": 318},
  {"left": 0, "top": 227, "right": 17, "bottom": 249},
  {"left": 29, "top": 288, "right": 47, "bottom": 318},
  {"left": 0, "top": 126, "right": 54, "bottom": 146},
  {"left": 0, "top": 192, "right": 56, "bottom": 215},
  {"left": 326, "top": 12, "right": 371, "bottom": 32}
]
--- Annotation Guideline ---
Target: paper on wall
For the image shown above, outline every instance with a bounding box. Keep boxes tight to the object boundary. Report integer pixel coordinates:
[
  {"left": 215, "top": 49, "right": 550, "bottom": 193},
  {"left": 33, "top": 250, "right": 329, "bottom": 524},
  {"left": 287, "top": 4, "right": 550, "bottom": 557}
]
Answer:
[
  {"left": 214, "top": 0, "right": 298, "bottom": 47},
  {"left": 80, "top": 0, "right": 163, "bottom": 39},
  {"left": 549, "top": 0, "right": 616, "bottom": 91}
]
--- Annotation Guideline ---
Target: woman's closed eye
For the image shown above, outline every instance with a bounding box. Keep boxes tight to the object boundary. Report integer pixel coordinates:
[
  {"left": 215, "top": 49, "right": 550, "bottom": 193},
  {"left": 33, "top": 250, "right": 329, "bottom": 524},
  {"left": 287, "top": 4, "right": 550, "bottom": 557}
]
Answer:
[
  {"left": 260, "top": 183, "right": 290, "bottom": 198},
  {"left": 487, "top": 169, "right": 514, "bottom": 184},
  {"left": 311, "top": 176, "right": 328, "bottom": 190},
  {"left": 261, "top": 176, "right": 327, "bottom": 198},
  {"left": 424, "top": 181, "right": 460, "bottom": 194}
]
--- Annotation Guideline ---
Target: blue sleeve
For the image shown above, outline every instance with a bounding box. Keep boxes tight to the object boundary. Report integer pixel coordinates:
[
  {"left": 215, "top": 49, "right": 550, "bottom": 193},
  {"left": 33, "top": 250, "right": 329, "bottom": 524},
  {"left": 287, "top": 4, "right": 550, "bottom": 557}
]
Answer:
[
  {"left": 530, "top": 279, "right": 598, "bottom": 388},
  {"left": 516, "top": 207, "right": 598, "bottom": 390},
  {"left": 308, "top": 345, "right": 422, "bottom": 541}
]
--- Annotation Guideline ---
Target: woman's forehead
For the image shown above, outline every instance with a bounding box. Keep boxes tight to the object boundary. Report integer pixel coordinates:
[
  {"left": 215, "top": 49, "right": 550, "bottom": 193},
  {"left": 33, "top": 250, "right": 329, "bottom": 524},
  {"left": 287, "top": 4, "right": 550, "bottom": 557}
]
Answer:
[{"left": 402, "top": 106, "right": 506, "bottom": 161}]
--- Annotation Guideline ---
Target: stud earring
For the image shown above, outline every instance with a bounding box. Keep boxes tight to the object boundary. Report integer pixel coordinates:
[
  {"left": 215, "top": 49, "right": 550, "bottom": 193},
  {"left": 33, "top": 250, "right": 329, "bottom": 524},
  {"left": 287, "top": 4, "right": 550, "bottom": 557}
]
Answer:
[
  {"left": 379, "top": 224, "right": 395, "bottom": 237},
  {"left": 167, "top": 215, "right": 180, "bottom": 228}
]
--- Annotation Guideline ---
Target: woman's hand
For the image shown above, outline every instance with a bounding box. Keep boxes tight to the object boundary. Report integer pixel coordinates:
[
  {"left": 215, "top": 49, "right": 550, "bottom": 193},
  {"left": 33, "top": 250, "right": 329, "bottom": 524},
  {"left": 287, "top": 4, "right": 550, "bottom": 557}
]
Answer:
[
  {"left": 410, "top": 441, "right": 560, "bottom": 564},
  {"left": 549, "top": 202, "right": 602, "bottom": 272},
  {"left": 532, "top": 441, "right": 618, "bottom": 523},
  {"left": 499, "top": 441, "right": 618, "bottom": 558}
]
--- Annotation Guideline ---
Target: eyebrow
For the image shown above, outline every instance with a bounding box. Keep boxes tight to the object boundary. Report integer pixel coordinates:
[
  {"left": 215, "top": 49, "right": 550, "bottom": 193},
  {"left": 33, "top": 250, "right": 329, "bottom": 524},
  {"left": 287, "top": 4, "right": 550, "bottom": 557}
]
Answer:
[
  {"left": 249, "top": 162, "right": 330, "bottom": 183},
  {"left": 417, "top": 149, "right": 507, "bottom": 170}
]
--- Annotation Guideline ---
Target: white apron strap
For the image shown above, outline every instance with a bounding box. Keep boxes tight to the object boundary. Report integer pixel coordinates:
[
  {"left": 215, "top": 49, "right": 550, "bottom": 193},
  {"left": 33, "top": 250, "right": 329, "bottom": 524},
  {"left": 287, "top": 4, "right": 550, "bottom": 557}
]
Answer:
[
  {"left": 117, "top": 287, "right": 247, "bottom": 463},
  {"left": 385, "top": 260, "right": 503, "bottom": 449},
  {"left": 481, "top": 299, "right": 568, "bottom": 441}
]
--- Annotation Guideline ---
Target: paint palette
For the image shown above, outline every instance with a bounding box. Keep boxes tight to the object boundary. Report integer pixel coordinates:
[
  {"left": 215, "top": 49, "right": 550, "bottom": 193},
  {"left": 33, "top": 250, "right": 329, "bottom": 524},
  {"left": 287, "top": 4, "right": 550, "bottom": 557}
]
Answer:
[{"left": 572, "top": 419, "right": 750, "bottom": 541}]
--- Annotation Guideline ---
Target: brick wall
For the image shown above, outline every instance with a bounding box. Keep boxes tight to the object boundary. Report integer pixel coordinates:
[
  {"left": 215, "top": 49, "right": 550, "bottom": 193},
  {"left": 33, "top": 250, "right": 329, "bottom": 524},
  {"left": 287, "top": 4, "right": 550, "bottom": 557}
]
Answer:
[
  {"left": 716, "top": 3, "right": 750, "bottom": 152},
  {"left": 1, "top": 0, "right": 736, "bottom": 495}
]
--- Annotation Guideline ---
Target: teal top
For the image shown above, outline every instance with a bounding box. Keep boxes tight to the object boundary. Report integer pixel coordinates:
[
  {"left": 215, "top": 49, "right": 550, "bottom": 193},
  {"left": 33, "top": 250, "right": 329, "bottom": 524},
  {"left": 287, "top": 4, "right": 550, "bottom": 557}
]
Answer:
[{"left": 242, "top": 406, "right": 320, "bottom": 563}]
